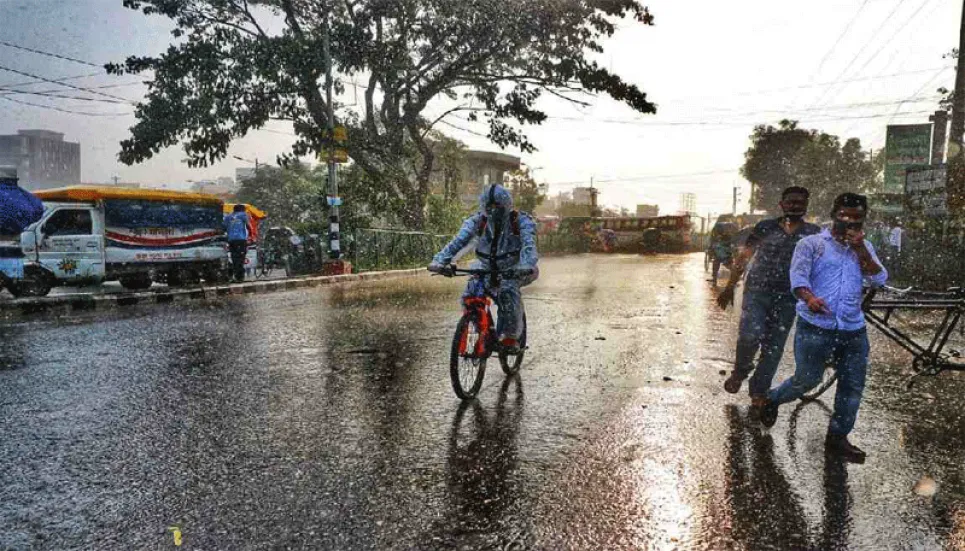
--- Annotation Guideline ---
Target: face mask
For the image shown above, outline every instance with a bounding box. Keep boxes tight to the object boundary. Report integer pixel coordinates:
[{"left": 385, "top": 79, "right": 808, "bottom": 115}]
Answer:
[{"left": 784, "top": 212, "right": 805, "bottom": 222}]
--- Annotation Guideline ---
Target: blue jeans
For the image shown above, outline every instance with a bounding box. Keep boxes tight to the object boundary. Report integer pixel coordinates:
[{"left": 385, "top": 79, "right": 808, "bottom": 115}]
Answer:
[
  {"left": 734, "top": 289, "right": 798, "bottom": 396},
  {"left": 768, "top": 318, "right": 869, "bottom": 436}
]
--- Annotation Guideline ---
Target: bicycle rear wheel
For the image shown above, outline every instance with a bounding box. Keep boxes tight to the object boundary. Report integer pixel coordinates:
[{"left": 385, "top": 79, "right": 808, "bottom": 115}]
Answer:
[
  {"left": 450, "top": 313, "right": 487, "bottom": 400},
  {"left": 801, "top": 367, "right": 837, "bottom": 402},
  {"left": 499, "top": 312, "right": 527, "bottom": 375}
]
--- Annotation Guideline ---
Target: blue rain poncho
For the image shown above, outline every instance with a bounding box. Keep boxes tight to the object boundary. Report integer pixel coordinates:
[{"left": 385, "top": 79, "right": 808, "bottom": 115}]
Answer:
[{"left": 0, "top": 178, "right": 44, "bottom": 235}]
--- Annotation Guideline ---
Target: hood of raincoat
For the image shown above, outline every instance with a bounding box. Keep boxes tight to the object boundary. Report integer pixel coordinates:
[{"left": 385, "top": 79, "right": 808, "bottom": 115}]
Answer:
[
  {"left": 0, "top": 178, "right": 45, "bottom": 235},
  {"left": 479, "top": 184, "right": 514, "bottom": 222}
]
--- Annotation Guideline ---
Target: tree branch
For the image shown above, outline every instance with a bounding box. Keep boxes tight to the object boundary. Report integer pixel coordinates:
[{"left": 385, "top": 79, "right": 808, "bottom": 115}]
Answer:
[{"left": 280, "top": 0, "right": 330, "bottom": 134}]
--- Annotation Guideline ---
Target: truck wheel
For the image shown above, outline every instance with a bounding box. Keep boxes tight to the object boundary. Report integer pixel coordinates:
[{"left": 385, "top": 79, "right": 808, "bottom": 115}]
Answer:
[
  {"left": 7, "top": 268, "right": 53, "bottom": 298},
  {"left": 119, "top": 274, "right": 152, "bottom": 291},
  {"left": 203, "top": 267, "right": 229, "bottom": 285},
  {"left": 166, "top": 269, "right": 185, "bottom": 287}
]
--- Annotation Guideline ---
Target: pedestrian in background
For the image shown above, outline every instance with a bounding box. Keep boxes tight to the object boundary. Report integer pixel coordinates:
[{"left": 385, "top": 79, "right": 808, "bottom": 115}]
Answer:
[
  {"left": 718, "top": 187, "right": 821, "bottom": 410},
  {"left": 888, "top": 219, "right": 903, "bottom": 282},
  {"left": 224, "top": 204, "right": 250, "bottom": 282},
  {"left": 759, "top": 193, "right": 887, "bottom": 463}
]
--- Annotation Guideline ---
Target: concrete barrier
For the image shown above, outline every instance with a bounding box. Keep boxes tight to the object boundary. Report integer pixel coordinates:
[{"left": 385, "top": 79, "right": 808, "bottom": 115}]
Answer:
[{"left": 0, "top": 268, "right": 428, "bottom": 321}]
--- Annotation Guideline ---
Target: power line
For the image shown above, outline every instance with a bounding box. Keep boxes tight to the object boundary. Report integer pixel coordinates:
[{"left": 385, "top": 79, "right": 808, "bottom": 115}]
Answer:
[
  {"left": 611, "top": 95, "right": 943, "bottom": 120},
  {"left": 811, "top": 0, "right": 871, "bottom": 78},
  {"left": 0, "top": 88, "right": 131, "bottom": 105},
  {"left": 546, "top": 169, "right": 739, "bottom": 187},
  {"left": 844, "top": 0, "right": 937, "bottom": 88},
  {"left": 0, "top": 40, "right": 102, "bottom": 68},
  {"left": 806, "top": 0, "right": 912, "bottom": 111},
  {"left": 533, "top": 110, "right": 935, "bottom": 127},
  {"left": 0, "top": 95, "right": 130, "bottom": 117},
  {"left": 886, "top": 67, "right": 951, "bottom": 125},
  {"left": 0, "top": 71, "right": 103, "bottom": 90},
  {"left": 0, "top": 81, "right": 144, "bottom": 96},
  {"left": 0, "top": 64, "right": 134, "bottom": 104},
  {"left": 786, "top": 0, "right": 871, "bottom": 109}
]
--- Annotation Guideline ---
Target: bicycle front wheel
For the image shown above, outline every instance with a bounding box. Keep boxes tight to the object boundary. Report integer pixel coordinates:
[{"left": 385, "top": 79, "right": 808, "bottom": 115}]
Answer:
[
  {"left": 801, "top": 367, "right": 837, "bottom": 402},
  {"left": 450, "top": 314, "right": 487, "bottom": 400}
]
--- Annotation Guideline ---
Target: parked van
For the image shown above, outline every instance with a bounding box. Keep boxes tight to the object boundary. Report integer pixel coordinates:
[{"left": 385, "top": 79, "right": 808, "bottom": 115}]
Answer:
[{"left": 3, "top": 186, "right": 228, "bottom": 297}]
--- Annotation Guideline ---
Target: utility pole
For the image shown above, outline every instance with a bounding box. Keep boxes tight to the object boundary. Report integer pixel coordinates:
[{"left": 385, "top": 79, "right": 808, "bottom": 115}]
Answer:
[
  {"left": 947, "top": 1, "right": 965, "bottom": 211},
  {"left": 732, "top": 186, "right": 738, "bottom": 216},
  {"left": 930, "top": 110, "right": 949, "bottom": 165},
  {"left": 322, "top": 14, "right": 349, "bottom": 273}
]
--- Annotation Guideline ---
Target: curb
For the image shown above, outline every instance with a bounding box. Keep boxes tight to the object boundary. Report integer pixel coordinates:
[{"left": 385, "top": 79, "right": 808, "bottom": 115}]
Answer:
[{"left": 0, "top": 268, "right": 427, "bottom": 321}]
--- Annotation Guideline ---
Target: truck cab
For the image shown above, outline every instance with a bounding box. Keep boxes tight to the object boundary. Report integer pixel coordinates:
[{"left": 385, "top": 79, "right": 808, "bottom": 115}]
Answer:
[{"left": 22, "top": 201, "right": 106, "bottom": 285}]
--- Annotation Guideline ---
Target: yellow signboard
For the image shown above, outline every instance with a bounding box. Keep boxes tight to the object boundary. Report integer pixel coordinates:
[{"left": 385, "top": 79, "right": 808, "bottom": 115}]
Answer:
[{"left": 319, "top": 126, "right": 349, "bottom": 163}]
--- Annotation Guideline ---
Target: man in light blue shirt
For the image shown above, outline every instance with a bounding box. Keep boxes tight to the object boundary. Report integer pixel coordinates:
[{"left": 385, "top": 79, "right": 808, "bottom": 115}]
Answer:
[
  {"left": 760, "top": 193, "right": 887, "bottom": 463},
  {"left": 224, "top": 204, "right": 250, "bottom": 282}
]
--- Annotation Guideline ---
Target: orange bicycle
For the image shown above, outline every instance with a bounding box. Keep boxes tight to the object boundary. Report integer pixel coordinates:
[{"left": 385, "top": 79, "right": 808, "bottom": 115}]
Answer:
[{"left": 436, "top": 266, "right": 528, "bottom": 400}]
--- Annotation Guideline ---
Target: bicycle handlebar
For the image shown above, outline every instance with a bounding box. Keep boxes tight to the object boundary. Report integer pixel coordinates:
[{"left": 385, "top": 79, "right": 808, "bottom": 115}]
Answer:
[{"left": 427, "top": 265, "right": 525, "bottom": 279}]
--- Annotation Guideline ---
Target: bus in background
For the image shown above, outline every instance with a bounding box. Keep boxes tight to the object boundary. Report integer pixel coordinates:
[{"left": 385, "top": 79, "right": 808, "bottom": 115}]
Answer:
[{"left": 599, "top": 214, "right": 697, "bottom": 253}]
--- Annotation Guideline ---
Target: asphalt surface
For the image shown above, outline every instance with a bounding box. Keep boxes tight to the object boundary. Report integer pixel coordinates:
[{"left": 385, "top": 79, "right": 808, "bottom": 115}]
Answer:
[{"left": 2, "top": 254, "right": 965, "bottom": 550}]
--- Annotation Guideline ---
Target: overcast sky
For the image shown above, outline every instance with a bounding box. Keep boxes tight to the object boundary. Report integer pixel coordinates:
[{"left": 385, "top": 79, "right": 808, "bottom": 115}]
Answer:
[{"left": 0, "top": 0, "right": 959, "bottom": 216}]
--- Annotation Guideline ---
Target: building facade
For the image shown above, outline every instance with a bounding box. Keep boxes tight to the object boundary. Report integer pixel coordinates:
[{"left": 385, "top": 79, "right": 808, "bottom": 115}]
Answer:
[
  {"left": 459, "top": 150, "right": 521, "bottom": 206},
  {"left": 0, "top": 130, "right": 81, "bottom": 190}
]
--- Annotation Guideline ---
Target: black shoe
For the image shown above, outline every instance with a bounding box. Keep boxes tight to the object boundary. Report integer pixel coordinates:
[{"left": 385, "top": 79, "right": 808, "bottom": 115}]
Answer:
[
  {"left": 759, "top": 399, "right": 779, "bottom": 428},
  {"left": 724, "top": 372, "right": 745, "bottom": 394},
  {"left": 825, "top": 434, "right": 867, "bottom": 464}
]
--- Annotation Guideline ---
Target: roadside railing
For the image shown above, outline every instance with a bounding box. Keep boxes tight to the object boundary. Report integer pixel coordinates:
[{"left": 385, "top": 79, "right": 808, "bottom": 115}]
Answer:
[{"left": 349, "top": 228, "right": 451, "bottom": 272}]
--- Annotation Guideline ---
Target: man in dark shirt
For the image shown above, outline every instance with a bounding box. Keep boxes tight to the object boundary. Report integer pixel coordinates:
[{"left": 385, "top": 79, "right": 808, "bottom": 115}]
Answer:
[{"left": 717, "top": 187, "right": 821, "bottom": 407}]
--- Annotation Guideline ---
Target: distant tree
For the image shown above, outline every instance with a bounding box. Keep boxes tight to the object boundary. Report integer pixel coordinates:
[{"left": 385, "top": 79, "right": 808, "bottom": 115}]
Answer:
[
  {"left": 236, "top": 163, "right": 371, "bottom": 234},
  {"left": 109, "top": 0, "right": 657, "bottom": 229},
  {"left": 424, "top": 195, "right": 473, "bottom": 235},
  {"left": 741, "top": 120, "right": 875, "bottom": 215},
  {"left": 741, "top": 120, "right": 813, "bottom": 211},
  {"left": 504, "top": 168, "right": 546, "bottom": 213},
  {"left": 429, "top": 132, "right": 468, "bottom": 203}
]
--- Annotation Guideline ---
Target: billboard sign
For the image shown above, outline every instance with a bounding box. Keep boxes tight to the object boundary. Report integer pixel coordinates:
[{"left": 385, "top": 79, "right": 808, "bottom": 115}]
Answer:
[
  {"left": 884, "top": 124, "right": 932, "bottom": 193},
  {"left": 905, "top": 165, "right": 947, "bottom": 216}
]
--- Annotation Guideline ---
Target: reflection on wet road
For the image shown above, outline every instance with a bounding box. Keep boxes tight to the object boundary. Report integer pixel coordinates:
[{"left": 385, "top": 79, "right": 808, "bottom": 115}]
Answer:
[{"left": 1, "top": 254, "right": 964, "bottom": 549}]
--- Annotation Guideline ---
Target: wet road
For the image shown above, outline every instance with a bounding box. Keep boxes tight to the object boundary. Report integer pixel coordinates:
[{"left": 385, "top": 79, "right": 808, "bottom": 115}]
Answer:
[{"left": 2, "top": 254, "right": 965, "bottom": 550}]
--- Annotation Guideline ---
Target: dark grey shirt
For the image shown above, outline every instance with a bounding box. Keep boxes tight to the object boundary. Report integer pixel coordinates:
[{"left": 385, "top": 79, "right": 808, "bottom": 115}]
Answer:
[{"left": 744, "top": 218, "right": 821, "bottom": 294}]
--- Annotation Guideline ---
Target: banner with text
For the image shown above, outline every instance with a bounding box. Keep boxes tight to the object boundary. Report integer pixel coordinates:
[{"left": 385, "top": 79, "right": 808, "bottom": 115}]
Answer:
[{"left": 884, "top": 124, "right": 932, "bottom": 194}]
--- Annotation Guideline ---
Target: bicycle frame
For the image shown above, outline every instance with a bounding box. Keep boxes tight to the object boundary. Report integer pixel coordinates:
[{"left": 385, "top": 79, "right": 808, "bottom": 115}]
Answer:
[
  {"left": 445, "top": 267, "right": 518, "bottom": 358},
  {"left": 460, "top": 296, "right": 495, "bottom": 357},
  {"left": 862, "top": 287, "right": 965, "bottom": 381}
]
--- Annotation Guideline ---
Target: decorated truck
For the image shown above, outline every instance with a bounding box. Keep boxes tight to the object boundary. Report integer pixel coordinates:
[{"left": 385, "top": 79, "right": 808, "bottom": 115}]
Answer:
[{"left": 2, "top": 186, "right": 229, "bottom": 297}]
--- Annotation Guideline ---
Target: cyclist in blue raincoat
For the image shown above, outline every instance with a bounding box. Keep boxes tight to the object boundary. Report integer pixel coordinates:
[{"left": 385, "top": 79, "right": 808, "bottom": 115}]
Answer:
[{"left": 429, "top": 184, "right": 539, "bottom": 350}]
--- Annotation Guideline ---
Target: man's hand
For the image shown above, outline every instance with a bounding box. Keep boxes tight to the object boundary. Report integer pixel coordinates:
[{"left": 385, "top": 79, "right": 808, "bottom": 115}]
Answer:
[
  {"left": 845, "top": 228, "right": 865, "bottom": 251},
  {"left": 806, "top": 295, "right": 831, "bottom": 314},
  {"left": 514, "top": 267, "right": 535, "bottom": 279},
  {"left": 717, "top": 285, "right": 735, "bottom": 310},
  {"left": 428, "top": 262, "right": 453, "bottom": 276}
]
